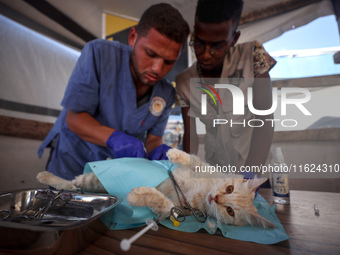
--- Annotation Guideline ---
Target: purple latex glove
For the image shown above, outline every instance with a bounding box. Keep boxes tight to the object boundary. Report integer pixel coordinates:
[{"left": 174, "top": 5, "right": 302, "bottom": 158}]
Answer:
[
  {"left": 106, "top": 131, "right": 147, "bottom": 158},
  {"left": 148, "top": 144, "right": 172, "bottom": 160},
  {"left": 242, "top": 171, "right": 257, "bottom": 179}
]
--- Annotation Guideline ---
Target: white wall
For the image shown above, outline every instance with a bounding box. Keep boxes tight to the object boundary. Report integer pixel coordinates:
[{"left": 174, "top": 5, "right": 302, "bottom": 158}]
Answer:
[{"left": 0, "top": 14, "right": 80, "bottom": 123}]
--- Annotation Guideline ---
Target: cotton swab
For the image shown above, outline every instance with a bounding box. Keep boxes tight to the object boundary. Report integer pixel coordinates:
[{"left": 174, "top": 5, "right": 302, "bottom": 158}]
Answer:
[{"left": 120, "top": 212, "right": 169, "bottom": 251}]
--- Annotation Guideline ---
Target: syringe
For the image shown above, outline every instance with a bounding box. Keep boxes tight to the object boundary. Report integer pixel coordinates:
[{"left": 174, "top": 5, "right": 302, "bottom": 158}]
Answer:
[{"left": 120, "top": 212, "right": 170, "bottom": 251}]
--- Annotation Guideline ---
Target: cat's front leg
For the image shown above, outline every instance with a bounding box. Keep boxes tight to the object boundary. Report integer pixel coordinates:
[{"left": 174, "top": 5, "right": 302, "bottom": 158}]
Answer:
[
  {"left": 36, "top": 171, "right": 78, "bottom": 191},
  {"left": 167, "top": 148, "right": 206, "bottom": 172},
  {"left": 166, "top": 148, "right": 191, "bottom": 167},
  {"left": 127, "top": 187, "right": 174, "bottom": 215},
  {"left": 72, "top": 172, "right": 107, "bottom": 193}
]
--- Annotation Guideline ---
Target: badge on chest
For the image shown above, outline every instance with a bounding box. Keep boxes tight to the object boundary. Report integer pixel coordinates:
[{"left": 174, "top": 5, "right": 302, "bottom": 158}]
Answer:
[{"left": 149, "top": 96, "right": 166, "bottom": 117}]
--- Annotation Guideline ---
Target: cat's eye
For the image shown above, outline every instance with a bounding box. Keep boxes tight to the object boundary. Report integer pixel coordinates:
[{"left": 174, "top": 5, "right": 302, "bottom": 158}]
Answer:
[
  {"left": 226, "top": 206, "right": 235, "bottom": 217},
  {"left": 226, "top": 185, "right": 234, "bottom": 194}
]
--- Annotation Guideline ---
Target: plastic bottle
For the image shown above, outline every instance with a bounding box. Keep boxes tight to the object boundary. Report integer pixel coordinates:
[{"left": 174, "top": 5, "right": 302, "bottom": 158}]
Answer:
[{"left": 272, "top": 147, "right": 290, "bottom": 204}]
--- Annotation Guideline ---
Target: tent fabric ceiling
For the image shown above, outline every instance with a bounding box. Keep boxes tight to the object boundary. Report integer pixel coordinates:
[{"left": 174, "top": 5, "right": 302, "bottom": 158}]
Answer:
[
  {"left": 238, "top": 0, "right": 334, "bottom": 44},
  {"left": 0, "top": 0, "right": 335, "bottom": 49}
]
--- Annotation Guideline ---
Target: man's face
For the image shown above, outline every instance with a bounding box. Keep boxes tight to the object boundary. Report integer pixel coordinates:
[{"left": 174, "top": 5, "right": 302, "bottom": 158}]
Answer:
[
  {"left": 129, "top": 27, "right": 182, "bottom": 86},
  {"left": 193, "top": 17, "right": 239, "bottom": 73}
]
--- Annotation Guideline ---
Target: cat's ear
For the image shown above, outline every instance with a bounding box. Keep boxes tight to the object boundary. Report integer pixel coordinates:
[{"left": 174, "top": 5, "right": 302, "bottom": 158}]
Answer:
[
  {"left": 248, "top": 211, "right": 276, "bottom": 228},
  {"left": 244, "top": 178, "right": 268, "bottom": 192}
]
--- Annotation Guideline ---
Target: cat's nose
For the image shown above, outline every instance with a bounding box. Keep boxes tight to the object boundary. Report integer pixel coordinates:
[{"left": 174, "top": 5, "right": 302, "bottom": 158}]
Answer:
[{"left": 214, "top": 195, "right": 219, "bottom": 204}]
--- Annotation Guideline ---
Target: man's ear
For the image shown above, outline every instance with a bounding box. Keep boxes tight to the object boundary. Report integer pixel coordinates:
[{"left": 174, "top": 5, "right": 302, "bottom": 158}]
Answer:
[
  {"left": 231, "top": 30, "right": 240, "bottom": 47},
  {"left": 128, "top": 27, "right": 138, "bottom": 47}
]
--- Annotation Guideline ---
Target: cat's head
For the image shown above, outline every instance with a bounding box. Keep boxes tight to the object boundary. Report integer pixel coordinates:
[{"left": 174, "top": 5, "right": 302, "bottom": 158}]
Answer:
[{"left": 206, "top": 177, "right": 275, "bottom": 228}]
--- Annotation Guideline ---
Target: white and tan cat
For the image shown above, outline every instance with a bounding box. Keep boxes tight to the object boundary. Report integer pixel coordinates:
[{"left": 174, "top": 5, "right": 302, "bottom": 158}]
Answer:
[{"left": 37, "top": 148, "right": 275, "bottom": 228}]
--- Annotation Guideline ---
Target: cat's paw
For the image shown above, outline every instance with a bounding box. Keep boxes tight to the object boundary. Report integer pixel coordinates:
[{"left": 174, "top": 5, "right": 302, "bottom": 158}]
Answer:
[
  {"left": 36, "top": 171, "right": 55, "bottom": 185},
  {"left": 127, "top": 187, "right": 152, "bottom": 206},
  {"left": 166, "top": 148, "right": 190, "bottom": 165}
]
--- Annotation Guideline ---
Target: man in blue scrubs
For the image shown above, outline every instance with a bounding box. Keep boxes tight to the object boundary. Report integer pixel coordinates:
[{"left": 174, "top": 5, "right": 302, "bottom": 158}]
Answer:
[{"left": 38, "top": 3, "right": 190, "bottom": 180}]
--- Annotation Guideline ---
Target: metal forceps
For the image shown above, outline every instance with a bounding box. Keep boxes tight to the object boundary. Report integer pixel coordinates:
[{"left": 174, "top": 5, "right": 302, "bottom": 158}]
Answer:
[{"left": 168, "top": 170, "right": 207, "bottom": 223}]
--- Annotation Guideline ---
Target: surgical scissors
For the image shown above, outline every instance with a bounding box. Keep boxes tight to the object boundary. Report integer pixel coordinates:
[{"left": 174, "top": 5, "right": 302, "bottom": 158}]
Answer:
[{"left": 168, "top": 170, "right": 207, "bottom": 223}]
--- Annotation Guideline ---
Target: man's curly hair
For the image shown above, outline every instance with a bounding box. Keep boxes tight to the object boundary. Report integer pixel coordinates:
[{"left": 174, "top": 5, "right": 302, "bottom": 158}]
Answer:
[
  {"left": 136, "top": 3, "right": 190, "bottom": 45},
  {"left": 195, "top": 0, "right": 243, "bottom": 31}
]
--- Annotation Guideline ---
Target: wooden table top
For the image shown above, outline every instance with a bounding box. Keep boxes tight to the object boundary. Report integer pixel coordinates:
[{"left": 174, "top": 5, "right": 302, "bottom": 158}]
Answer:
[{"left": 79, "top": 189, "right": 340, "bottom": 255}]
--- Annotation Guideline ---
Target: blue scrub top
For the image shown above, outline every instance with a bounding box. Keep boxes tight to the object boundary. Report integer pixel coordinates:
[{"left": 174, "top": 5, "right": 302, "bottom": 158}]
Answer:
[{"left": 38, "top": 39, "right": 175, "bottom": 180}]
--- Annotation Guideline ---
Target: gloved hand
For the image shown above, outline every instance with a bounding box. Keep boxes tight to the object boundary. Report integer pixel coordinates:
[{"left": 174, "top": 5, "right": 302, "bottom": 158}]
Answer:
[
  {"left": 106, "top": 131, "right": 147, "bottom": 158},
  {"left": 148, "top": 144, "right": 172, "bottom": 160},
  {"left": 242, "top": 171, "right": 258, "bottom": 179}
]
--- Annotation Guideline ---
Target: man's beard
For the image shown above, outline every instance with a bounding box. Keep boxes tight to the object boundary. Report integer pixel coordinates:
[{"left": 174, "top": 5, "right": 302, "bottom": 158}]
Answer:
[{"left": 130, "top": 51, "right": 158, "bottom": 86}]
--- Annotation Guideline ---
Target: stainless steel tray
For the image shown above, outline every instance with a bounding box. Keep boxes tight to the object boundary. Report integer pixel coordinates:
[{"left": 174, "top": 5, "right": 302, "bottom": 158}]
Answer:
[{"left": 0, "top": 188, "right": 122, "bottom": 254}]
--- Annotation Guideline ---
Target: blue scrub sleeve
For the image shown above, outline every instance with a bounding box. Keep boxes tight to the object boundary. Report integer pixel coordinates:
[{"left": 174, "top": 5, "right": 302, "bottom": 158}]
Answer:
[{"left": 61, "top": 41, "right": 100, "bottom": 115}]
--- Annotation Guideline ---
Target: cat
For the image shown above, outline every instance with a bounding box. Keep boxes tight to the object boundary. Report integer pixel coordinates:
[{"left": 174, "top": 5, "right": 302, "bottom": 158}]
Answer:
[{"left": 36, "top": 148, "right": 275, "bottom": 228}]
